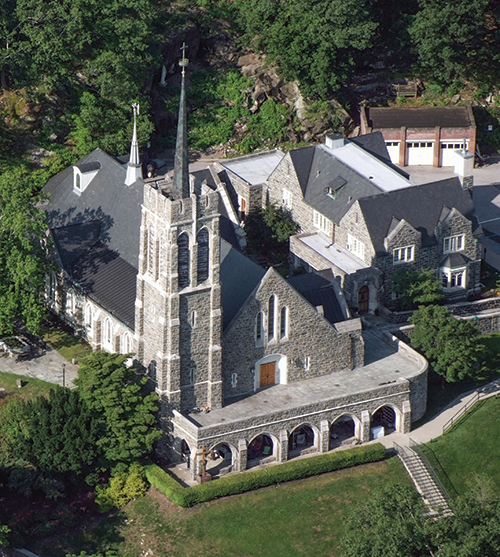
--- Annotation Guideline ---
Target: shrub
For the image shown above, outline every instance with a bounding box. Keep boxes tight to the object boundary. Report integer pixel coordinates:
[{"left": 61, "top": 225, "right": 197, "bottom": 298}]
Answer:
[
  {"left": 146, "top": 443, "right": 386, "bottom": 507},
  {"left": 95, "top": 463, "right": 148, "bottom": 511}
]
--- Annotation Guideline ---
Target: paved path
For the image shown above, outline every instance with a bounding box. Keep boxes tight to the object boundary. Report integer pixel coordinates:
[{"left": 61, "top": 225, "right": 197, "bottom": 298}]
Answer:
[
  {"left": 376, "top": 377, "right": 500, "bottom": 450},
  {"left": 0, "top": 347, "right": 79, "bottom": 388}
]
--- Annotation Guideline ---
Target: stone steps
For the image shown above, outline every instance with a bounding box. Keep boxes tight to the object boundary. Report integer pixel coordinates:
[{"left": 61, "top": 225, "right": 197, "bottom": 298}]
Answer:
[{"left": 398, "top": 448, "right": 452, "bottom": 518}]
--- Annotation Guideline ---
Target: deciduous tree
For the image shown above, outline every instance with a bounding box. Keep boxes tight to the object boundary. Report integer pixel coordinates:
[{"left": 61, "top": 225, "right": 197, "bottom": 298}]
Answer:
[{"left": 409, "top": 305, "right": 485, "bottom": 383}]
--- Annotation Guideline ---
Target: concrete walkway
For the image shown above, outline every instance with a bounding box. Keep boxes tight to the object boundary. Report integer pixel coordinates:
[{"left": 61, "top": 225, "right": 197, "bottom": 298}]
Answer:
[
  {"left": 377, "top": 376, "right": 500, "bottom": 450},
  {"left": 0, "top": 347, "right": 79, "bottom": 388}
]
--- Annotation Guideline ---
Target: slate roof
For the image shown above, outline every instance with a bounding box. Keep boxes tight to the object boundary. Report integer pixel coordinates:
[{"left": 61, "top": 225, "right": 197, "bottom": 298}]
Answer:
[
  {"left": 367, "top": 106, "right": 474, "bottom": 129},
  {"left": 358, "top": 177, "right": 482, "bottom": 256},
  {"left": 71, "top": 244, "right": 137, "bottom": 329},
  {"left": 44, "top": 148, "right": 144, "bottom": 329},
  {"left": 220, "top": 239, "right": 266, "bottom": 329},
  {"left": 286, "top": 273, "right": 346, "bottom": 324},
  {"left": 351, "top": 131, "right": 410, "bottom": 180},
  {"left": 288, "top": 135, "right": 412, "bottom": 224},
  {"left": 44, "top": 148, "right": 144, "bottom": 269}
]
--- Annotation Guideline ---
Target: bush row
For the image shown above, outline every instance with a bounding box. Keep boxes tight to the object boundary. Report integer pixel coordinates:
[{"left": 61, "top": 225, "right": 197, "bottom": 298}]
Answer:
[{"left": 145, "top": 443, "right": 386, "bottom": 507}]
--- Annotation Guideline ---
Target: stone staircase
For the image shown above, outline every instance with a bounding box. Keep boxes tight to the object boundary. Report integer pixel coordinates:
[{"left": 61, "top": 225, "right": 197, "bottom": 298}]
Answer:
[{"left": 394, "top": 442, "right": 452, "bottom": 518}]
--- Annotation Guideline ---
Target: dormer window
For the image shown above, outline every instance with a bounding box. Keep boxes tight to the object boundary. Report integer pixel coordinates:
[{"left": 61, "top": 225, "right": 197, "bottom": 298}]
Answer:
[
  {"left": 393, "top": 246, "right": 414, "bottom": 264},
  {"left": 73, "top": 161, "right": 101, "bottom": 194},
  {"left": 443, "top": 235, "right": 464, "bottom": 253}
]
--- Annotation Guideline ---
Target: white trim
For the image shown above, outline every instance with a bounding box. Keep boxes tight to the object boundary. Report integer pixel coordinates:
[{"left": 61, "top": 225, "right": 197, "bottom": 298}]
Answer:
[
  {"left": 393, "top": 245, "right": 414, "bottom": 264},
  {"left": 443, "top": 234, "right": 464, "bottom": 253},
  {"left": 313, "top": 210, "right": 333, "bottom": 236}
]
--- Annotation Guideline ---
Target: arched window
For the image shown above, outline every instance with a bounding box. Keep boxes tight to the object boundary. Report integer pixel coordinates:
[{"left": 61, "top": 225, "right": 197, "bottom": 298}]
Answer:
[
  {"left": 122, "top": 332, "right": 132, "bottom": 354},
  {"left": 85, "top": 303, "right": 93, "bottom": 336},
  {"left": 148, "top": 360, "right": 157, "bottom": 382},
  {"left": 280, "top": 306, "right": 288, "bottom": 339},
  {"left": 47, "top": 271, "right": 57, "bottom": 302},
  {"left": 104, "top": 318, "right": 114, "bottom": 350},
  {"left": 268, "top": 295, "right": 276, "bottom": 341},
  {"left": 256, "top": 312, "right": 264, "bottom": 344},
  {"left": 177, "top": 233, "right": 190, "bottom": 289},
  {"left": 147, "top": 224, "right": 155, "bottom": 274},
  {"left": 197, "top": 228, "right": 209, "bottom": 284}
]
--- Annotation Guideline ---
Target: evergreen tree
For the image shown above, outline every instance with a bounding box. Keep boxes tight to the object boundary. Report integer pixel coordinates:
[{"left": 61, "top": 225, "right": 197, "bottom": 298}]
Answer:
[{"left": 75, "top": 352, "right": 161, "bottom": 465}]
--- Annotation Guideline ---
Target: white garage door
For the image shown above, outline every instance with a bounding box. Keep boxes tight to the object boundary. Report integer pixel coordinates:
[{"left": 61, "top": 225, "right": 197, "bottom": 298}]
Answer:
[
  {"left": 440, "top": 141, "right": 467, "bottom": 167},
  {"left": 385, "top": 142, "right": 400, "bottom": 164},
  {"left": 406, "top": 142, "right": 433, "bottom": 166}
]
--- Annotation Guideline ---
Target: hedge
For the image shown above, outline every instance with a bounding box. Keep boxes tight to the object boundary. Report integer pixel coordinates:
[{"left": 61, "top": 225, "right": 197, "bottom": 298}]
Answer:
[{"left": 145, "top": 443, "right": 386, "bottom": 507}]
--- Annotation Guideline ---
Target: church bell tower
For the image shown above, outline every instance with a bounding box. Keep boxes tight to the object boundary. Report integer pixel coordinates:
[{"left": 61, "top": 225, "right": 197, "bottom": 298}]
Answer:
[{"left": 135, "top": 45, "right": 223, "bottom": 413}]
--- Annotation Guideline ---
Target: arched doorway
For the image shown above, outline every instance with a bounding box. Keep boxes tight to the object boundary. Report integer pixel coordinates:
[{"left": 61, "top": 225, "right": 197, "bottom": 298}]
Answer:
[
  {"left": 329, "top": 415, "right": 357, "bottom": 449},
  {"left": 180, "top": 439, "right": 191, "bottom": 468},
  {"left": 371, "top": 406, "right": 397, "bottom": 438},
  {"left": 358, "top": 285, "right": 369, "bottom": 314},
  {"left": 205, "top": 443, "right": 234, "bottom": 477},
  {"left": 288, "top": 425, "right": 316, "bottom": 457},
  {"left": 248, "top": 434, "right": 275, "bottom": 467}
]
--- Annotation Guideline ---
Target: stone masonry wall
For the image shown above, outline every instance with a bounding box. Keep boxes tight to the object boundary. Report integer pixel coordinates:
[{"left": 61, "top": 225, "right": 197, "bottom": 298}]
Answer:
[
  {"left": 221, "top": 269, "right": 363, "bottom": 399},
  {"left": 336, "top": 202, "right": 376, "bottom": 265},
  {"left": 266, "top": 153, "right": 317, "bottom": 236}
]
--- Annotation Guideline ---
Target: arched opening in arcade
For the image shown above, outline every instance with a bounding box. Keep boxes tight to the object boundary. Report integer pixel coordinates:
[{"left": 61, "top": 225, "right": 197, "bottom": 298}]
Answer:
[
  {"left": 247, "top": 434, "right": 275, "bottom": 467},
  {"left": 288, "top": 424, "right": 316, "bottom": 457},
  {"left": 370, "top": 406, "right": 397, "bottom": 438},
  {"left": 180, "top": 439, "right": 192, "bottom": 468},
  {"left": 329, "top": 415, "right": 357, "bottom": 450},
  {"left": 205, "top": 443, "right": 234, "bottom": 477}
]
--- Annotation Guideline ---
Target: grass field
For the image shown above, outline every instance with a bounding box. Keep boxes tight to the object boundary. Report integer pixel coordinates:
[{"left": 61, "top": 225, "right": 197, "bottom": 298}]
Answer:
[
  {"left": 0, "top": 370, "right": 57, "bottom": 400},
  {"left": 44, "top": 457, "right": 411, "bottom": 557},
  {"left": 422, "top": 396, "right": 500, "bottom": 497},
  {"left": 43, "top": 326, "right": 92, "bottom": 363}
]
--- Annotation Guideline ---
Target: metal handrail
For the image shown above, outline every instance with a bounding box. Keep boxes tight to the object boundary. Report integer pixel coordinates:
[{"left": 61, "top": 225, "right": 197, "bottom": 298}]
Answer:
[
  {"left": 442, "top": 392, "right": 480, "bottom": 434},
  {"left": 408, "top": 438, "right": 452, "bottom": 504}
]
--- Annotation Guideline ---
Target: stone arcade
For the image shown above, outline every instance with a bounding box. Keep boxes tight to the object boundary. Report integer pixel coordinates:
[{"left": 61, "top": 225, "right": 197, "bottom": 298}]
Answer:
[{"left": 43, "top": 55, "right": 430, "bottom": 479}]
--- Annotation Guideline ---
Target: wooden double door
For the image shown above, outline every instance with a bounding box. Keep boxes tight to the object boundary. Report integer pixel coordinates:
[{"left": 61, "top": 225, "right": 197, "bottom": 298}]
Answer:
[{"left": 259, "top": 362, "right": 276, "bottom": 387}]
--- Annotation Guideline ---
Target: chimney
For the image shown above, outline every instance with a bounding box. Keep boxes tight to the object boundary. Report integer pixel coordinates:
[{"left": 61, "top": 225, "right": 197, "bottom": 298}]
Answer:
[
  {"left": 454, "top": 138, "right": 474, "bottom": 190},
  {"left": 325, "top": 133, "right": 345, "bottom": 150}
]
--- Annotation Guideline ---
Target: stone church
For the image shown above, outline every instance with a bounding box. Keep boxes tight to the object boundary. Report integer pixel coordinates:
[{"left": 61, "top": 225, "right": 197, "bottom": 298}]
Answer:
[{"left": 44, "top": 59, "right": 428, "bottom": 478}]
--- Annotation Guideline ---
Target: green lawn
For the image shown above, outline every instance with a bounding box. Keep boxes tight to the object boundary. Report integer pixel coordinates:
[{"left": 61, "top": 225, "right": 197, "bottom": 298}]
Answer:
[
  {"left": 0, "top": 370, "right": 57, "bottom": 400},
  {"left": 421, "top": 396, "right": 500, "bottom": 497},
  {"left": 43, "top": 325, "right": 92, "bottom": 363},
  {"left": 42, "top": 457, "right": 411, "bottom": 557}
]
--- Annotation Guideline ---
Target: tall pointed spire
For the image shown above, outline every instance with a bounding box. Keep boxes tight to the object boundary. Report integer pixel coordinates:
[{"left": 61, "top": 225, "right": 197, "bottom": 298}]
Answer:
[
  {"left": 172, "top": 43, "right": 190, "bottom": 200},
  {"left": 125, "top": 103, "right": 143, "bottom": 186}
]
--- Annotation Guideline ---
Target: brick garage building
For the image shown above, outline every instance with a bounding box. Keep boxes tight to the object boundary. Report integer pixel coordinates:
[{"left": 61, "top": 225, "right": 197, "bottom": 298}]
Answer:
[{"left": 360, "top": 105, "right": 476, "bottom": 167}]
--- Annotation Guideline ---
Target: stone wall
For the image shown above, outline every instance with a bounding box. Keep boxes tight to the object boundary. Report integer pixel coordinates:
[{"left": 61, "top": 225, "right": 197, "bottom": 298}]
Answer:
[
  {"left": 266, "top": 153, "right": 316, "bottom": 235},
  {"left": 221, "top": 268, "right": 364, "bottom": 399}
]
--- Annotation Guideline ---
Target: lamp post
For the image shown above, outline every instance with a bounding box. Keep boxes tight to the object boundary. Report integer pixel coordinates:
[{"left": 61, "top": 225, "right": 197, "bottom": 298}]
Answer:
[{"left": 62, "top": 363, "right": 66, "bottom": 388}]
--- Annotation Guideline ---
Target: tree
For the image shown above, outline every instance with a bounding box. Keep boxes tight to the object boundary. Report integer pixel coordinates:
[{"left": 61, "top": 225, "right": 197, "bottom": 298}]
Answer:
[
  {"left": 342, "top": 483, "right": 500, "bottom": 557},
  {"left": 235, "top": 0, "right": 378, "bottom": 97},
  {"left": 0, "top": 389, "right": 100, "bottom": 475},
  {"left": 0, "top": 167, "right": 50, "bottom": 335},
  {"left": 342, "top": 484, "right": 438, "bottom": 557},
  {"left": 409, "top": 0, "right": 499, "bottom": 86},
  {"left": 409, "top": 305, "right": 485, "bottom": 383},
  {"left": 75, "top": 352, "right": 161, "bottom": 465},
  {"left": 391, "top": 267, "right": 443, "bottom": 309}
]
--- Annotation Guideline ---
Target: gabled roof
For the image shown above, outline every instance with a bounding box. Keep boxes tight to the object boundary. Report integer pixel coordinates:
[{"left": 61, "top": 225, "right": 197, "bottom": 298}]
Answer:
[
  {"left": 44, "top": 148, "right": 144, "bottom": 269},
  {"left": 286, "top": 273, "right": 346, "bottom": 324},
  {"left": 220, "top": 239, "right": 266, "bottom": 329},
  {"left": 287, "top": 135, "right": 412, "bottom": 224},
  {"left": 358, "top": 177, "right": 482, "bottom": 255},
  {"left": 71, "top": 243, "right": 137, "bottom": 329}
]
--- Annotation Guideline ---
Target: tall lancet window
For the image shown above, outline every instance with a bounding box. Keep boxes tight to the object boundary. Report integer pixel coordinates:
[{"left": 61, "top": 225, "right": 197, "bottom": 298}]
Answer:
[
  {"left": 177, "top": 233, "right": 190, "bottom": 288},
  {"left": 146, "top": 224, "right": 155, "bottom": 274},
  {"left": 197, "top": 228, "right": 209, "bottom": 284},
  {"left": 268, "top": 295, "right": 276, "bottom": 341}
]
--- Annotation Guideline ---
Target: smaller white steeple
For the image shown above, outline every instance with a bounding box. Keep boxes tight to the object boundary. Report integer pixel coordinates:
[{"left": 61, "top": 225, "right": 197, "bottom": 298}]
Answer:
[{"left": 125, "top": 103, "right": 143, "bottom": 186}]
